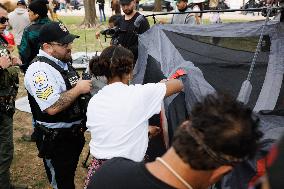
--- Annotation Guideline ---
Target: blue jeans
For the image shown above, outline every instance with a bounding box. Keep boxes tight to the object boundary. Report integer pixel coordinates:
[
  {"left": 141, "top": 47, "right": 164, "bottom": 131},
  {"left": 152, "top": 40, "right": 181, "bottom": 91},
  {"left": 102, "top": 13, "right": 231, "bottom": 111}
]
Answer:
[{"left": 99, "top": 4, "right": 106, "bottom": 22}]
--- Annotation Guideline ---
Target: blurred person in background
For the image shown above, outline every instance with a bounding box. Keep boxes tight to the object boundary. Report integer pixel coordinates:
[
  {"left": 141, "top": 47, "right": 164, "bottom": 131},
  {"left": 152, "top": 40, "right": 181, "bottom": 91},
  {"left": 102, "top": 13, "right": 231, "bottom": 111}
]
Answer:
[
  {"left": 97, "top": 0, "right": 106, "bottom": 22},
  {"left": 8, "top": 0, "right": 30, "bottom": 49},
  {"left": 19, "top": 0, "right": 51, "bottom": 73},
  {"left": 171, "top": 0, "right": 196, "bottom": 24},
  {"left": 0, "top": 3, "right": 26, "bottom": 189}
]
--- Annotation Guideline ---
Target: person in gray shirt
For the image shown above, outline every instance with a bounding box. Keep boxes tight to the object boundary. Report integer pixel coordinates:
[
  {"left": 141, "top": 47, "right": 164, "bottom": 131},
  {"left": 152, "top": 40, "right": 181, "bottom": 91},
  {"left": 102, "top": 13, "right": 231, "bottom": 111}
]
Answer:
[{"left": 171, "top": 0, "right": 195, "bottom": 24}]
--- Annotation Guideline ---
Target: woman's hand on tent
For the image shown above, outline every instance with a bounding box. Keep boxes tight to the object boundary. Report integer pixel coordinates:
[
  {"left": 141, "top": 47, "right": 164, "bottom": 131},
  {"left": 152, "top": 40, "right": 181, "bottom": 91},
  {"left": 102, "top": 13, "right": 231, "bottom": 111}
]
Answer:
[{"left": 160, "top": 78, "right": 184, "bottom": 97}]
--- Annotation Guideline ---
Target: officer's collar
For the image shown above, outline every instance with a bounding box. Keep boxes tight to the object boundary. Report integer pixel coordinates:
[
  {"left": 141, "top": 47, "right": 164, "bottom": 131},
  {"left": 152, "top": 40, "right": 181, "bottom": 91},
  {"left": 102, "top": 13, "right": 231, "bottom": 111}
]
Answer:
[{"left": 38, "top": 49, "right": 68, "bottom": 71}]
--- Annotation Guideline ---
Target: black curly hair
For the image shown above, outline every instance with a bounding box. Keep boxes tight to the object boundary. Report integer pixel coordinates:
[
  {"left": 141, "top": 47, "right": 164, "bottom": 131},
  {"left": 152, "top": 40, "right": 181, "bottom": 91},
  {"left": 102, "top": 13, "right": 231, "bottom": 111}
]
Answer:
[
  {"left": 89, "top": 46, "right": 134, "bottom": 79},
  {"left": 172, "top": 93, "right": 263, "bottom": 170}
]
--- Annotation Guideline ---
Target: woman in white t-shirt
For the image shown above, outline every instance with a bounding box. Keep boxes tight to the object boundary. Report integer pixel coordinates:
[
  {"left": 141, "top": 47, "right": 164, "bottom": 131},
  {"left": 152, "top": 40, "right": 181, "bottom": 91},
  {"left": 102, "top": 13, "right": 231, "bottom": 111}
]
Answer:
[{"left": 84, "top": 46, "right": 183, "bottom": 187}]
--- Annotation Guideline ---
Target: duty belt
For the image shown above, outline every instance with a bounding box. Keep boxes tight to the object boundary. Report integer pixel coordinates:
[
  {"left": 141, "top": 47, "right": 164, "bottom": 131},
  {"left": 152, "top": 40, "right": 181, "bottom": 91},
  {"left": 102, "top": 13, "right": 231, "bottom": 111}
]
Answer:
[
  {"left": 35, "top": 123, "right": 87, "bottom": 159},
  {"left": 36, "top": 122, "right": 87, "bottom": 137}
]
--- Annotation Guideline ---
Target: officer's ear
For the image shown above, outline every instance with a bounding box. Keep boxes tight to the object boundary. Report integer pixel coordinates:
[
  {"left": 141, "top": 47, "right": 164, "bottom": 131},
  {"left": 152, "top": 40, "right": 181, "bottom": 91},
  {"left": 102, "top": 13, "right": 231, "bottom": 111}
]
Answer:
[
  {"left": 42, "top": 43, "right": 53, "bottom": 54},
  {"left": 35, "top": 13, "right": 40, "bottom": 19}
]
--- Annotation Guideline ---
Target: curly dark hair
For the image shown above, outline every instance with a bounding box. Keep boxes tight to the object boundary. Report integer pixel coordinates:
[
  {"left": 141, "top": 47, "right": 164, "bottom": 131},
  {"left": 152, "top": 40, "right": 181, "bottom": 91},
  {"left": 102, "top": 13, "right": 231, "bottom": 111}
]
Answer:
[
  {"left": 89, "top": 46, "right": 134, "bottom": 79},
  {"left": 172, "top": 93, "right": 262, "bottom": 170}
]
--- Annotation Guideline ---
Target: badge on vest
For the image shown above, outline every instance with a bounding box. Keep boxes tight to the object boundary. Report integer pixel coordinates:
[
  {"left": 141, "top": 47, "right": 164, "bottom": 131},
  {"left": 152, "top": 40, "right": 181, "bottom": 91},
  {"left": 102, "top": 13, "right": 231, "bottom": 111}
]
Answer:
[{"left": 33, "top": 71, "right": 54, "bottom": 100}]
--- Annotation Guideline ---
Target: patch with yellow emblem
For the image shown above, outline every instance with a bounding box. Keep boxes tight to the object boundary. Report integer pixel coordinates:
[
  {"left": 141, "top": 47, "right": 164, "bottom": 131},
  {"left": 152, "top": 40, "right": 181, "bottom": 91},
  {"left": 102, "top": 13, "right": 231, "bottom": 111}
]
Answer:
[{"left": 32, "top": 71, "right": 54, "bottom": 100}]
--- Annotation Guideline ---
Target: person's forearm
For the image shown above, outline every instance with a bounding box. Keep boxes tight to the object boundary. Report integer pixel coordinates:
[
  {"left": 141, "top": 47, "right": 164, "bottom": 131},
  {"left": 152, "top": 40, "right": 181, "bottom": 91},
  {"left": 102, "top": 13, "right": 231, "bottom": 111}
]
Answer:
[
  {"left": 45, "top": 87, "right": 81, "bottom": 115},
  {"left": 164, "top": 79, "right": 184, "bottom": 97}
]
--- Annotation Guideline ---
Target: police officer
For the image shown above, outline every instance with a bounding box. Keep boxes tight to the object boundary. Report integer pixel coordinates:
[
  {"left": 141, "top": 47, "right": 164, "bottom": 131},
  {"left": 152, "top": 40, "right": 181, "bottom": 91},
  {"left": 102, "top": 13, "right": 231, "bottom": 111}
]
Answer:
[
  {"left": 0, "top": 3, "right": 27, "bottom": 189},
  {"left": 24, "top": 21, "right": 92, "bottom": 189}
]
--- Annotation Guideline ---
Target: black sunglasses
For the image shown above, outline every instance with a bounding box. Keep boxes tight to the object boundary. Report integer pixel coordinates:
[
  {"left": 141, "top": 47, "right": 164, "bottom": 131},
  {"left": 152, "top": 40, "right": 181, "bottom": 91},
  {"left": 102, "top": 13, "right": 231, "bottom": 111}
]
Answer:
[{"left": 0, "top": 17, "right": 8, "bottom": 24}]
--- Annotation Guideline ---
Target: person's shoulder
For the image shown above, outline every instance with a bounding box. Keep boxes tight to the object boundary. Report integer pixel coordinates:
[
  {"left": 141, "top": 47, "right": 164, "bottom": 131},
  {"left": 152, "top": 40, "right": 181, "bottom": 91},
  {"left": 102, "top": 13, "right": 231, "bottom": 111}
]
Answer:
[
  {"left": 105, "top": 157, "right": 136, "bottom": 166},
  {"left": 186, "top": 7, "right": 193, "bottom": 11},
  {"left": 25, "top": 60, "right": 56, "bottom": 76},
  {"left": 25, "top": 61, "right": 61, "bottom": 91},
  {"left": 98, "top": 157, "right": 140, "bottom": 175},
  {"left": 89, "top": 157, "right": 142, "bottom": 188},
  {"left": 25, "top": 61, "right": 44, "bottom": 73},
  {"left": 37, "top": 17, "right": 52, "bottom": 25},
  {"left": 25, "top": 21, "right": 39, "bottom": 30},
  {"left": 140, "top": 82, "right": 165, "bottom": 89},
  {"left": 134, "top": 11, "right": 141, "bottom": 19},
  {"left": 116, "top": 15, "right": 125, "bottom": 24},
  {"left": 129, "top": 83, "right": 165, "bottom": 97}
]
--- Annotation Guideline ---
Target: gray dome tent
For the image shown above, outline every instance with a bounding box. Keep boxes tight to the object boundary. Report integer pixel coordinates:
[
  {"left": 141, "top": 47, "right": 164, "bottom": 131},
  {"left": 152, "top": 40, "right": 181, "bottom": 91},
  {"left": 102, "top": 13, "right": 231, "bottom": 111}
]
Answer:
[{"left": 133, "top": 19, "right": 284, "bottom": 188}]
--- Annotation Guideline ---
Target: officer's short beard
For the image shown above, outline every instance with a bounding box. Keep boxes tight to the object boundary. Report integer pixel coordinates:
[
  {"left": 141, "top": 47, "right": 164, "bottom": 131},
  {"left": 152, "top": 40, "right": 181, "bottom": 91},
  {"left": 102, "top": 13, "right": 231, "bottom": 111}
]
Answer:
[
  {"left": 123, "top": 8, "right": 133, "bottom": 15},
  {"left": 52, "top": 50, "right": 72, "bottom": 63}
]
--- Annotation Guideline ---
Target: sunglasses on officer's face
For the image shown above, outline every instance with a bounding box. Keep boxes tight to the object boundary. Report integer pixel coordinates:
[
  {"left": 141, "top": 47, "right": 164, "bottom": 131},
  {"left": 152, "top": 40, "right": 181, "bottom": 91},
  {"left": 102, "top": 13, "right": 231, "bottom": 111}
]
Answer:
[{"left": 0, "top": 17, "right": 8, "bottom": 24}]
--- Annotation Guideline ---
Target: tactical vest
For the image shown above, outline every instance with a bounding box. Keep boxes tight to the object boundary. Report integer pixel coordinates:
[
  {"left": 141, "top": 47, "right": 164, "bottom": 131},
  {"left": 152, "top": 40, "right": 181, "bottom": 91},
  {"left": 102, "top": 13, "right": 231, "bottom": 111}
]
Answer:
[
  {"left": 0, "top": 36, "right": 19, "bottom": 99},
  {"left": 28, "top": 56, "right": 83, "bottom": 123}
]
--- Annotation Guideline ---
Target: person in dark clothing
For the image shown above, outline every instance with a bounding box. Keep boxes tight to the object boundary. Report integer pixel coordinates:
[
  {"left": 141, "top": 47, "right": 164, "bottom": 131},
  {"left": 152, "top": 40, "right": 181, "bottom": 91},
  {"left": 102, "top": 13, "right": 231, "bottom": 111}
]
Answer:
[
  {"left": 19, "top": 0, "right": 51, "bottom": 73},
  {"left": 0, "top": 3, "right": 27, "bottom": 189},
  {"left": 87, "top": 94, "right": 262, "bottom": 189},
  {"left": 97, "top": 0, "right": 106, "bottom": 22},
  {"left": 116, "top": 0, "right": 150, "bottom": 62}
]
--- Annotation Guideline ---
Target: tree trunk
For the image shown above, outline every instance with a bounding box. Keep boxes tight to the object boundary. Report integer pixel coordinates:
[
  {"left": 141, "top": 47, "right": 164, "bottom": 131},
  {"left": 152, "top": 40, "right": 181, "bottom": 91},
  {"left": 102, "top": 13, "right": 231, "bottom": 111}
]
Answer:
[
  {"left": 153, "top": 0, "right": 162, "bottom": 11},
  {"left": 82, "top": 0, "right": 98, "bottom": 27}
]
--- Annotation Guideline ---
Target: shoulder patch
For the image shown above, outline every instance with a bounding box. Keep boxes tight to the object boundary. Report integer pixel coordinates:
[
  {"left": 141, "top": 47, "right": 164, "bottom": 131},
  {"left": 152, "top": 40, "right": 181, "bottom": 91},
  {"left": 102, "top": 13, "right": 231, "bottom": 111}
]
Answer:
[{"left": 32, "top": 71, "right": 54, "bottom": 100}]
